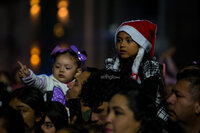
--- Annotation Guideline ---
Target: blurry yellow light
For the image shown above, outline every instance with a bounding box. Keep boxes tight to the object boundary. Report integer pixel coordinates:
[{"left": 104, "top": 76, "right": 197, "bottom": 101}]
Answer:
[
  {"left": 57, "top": 7, "right": 68, "bottom": 18},
  {"left": 30, "top": 0, "right": 40, "bottom": 6},
  {"left": 30, "top": 4, "right": 40, "bottom": 16},
  {"left": 30, "top": 54, "right": 40, "bottom": 66},
  {"left": 57, "top": 1, "right": 68, "bottom": 8},
  {"left": 54, "top": 23, "right": 64, "bottom": 37},
  {"left": 31, "top": 46, "right": 40, "bottom": 55}
]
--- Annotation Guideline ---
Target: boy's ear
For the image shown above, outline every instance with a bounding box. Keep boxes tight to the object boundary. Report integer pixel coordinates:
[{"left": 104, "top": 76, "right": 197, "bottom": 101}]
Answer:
[{"left": 74, "top": 68, "right": 82, "bottom": 79}]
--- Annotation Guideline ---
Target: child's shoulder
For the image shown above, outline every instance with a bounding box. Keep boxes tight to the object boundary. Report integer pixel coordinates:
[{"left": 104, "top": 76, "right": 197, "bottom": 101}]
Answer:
[
  {"left": 142, "top": 60, "right": 162, "bottom": 79},
  {"left": 104, "top": 57, "right": 120, "bottom": 72}
]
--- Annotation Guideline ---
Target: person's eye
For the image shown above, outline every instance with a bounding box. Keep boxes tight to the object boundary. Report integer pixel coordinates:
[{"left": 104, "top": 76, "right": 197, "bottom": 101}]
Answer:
[
  {"left": 55, "top": 65, "right": 60, "bottom": 68},
  {"left": 44, "top": 123, "right": 54, "bottom": 128},
  {"left": 127, "top": 39, "right": 133, "bottom": 43},
  {"left": 117, "top": 38, "right": 122, "bottom": 43},
  {"left": 93, "top": 108, "right": 103, "bottom": 113},
  {"left": 174, "top": 91, "right": 182, "bottom": 97},
  {"left": 65, "top": 67, "right": 71, "bottom": 70},
  {"left": 114, "top": 110, "right": 123, "bottom": 116}
]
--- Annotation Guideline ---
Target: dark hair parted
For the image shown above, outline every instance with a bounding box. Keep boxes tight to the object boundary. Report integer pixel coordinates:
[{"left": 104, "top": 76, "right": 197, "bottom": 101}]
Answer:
[
  {"left": 44, "top": 101, "right": 69, "bottom": 131},
  {"left": 80, "top": 69, "right": 122, "bottom": 108},
  {"left": 9, "top": 86, "right": 45, "bottom": 117},
  {"left": 117, "top": 78, "right": 164, "bottom": 133},
  {"left": 51, "top": 48, "right": 87, "bottom": 68},
  {"left": 177, "top": 64, "right": 200, "bottom": 100}
]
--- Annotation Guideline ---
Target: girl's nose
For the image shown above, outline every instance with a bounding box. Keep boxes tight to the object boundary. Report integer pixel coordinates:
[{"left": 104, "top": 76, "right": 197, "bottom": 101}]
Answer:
[{"left": 59, "top": 67, "right": 64, "bottom": 72}]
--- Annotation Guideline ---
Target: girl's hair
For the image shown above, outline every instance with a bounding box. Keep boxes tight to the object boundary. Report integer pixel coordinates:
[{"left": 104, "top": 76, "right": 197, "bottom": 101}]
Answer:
[
  {"left": 117, "top": 78, "right": 163, "bottom": 133},
  {"left": 51, "top": 45, "right": 87, "bottom": 68},
  {"left": 44, "top": 101, "right": 69, "bottom": 131},
  {"left": 9, "top": 86, "right": 45, "bottom": 133},
  {"left": 9, "top": 86, "right": 45, "bottom": 117}
]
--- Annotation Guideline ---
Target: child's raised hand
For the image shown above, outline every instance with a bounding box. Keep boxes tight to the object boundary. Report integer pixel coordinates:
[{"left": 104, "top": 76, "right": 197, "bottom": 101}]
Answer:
[{"left": 17, "top": 61, "right": 30, "bottom": 78}]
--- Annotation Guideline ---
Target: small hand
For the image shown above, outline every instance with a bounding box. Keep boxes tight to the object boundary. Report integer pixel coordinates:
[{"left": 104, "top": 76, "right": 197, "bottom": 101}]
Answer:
[{"left": 17, "top": 61, "right": 30, "bottom": 78}]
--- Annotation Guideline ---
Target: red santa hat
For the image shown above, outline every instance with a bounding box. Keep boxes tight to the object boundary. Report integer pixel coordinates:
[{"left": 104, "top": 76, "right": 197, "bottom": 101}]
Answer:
[{"left": 115, "top": 20, "right": 157, "bottom": 83}]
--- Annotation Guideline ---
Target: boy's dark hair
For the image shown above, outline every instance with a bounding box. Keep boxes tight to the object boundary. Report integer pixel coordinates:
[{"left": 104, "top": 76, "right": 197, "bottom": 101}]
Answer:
[
  {"left": 177, "top": 64, "right": 200, "bottom": 100},
  {"left": 80, "top": 69, "right": 123, "bottom": 108}
]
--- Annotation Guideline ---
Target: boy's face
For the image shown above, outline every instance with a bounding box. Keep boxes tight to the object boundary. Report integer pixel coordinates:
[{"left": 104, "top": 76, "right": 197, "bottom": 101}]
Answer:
[
  {"left": 116, "top": 31, "right": 139, "bottom": 59},
  {"left": 91, "top": 102, "right": 108, "bottom": 126},
  {"left": 53, "top": 53, "right": 78, "bottom": 83},
  {"left": 166, "top": 79, "right": 199, "bottom": 124}
]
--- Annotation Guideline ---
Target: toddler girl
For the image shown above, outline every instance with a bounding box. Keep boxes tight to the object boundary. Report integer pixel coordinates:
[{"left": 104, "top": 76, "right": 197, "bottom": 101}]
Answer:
[{"left": 17, "top": 44, "right": 87, "bottom": 106}]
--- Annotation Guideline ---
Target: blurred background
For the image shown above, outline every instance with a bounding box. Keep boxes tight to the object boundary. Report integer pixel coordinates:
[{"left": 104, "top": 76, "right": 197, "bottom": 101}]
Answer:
[{"left": 0, "top": 0, "right": 199, "bottom": 75}]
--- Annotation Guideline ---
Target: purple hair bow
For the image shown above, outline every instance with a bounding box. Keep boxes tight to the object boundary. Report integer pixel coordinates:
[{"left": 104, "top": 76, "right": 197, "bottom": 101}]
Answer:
[
  {"left": 51, "top": 45, "right": 87, "bottom": 62},
  {"left": 70, "top": 45, "right": 87, "bottom": 61},
  {"left": 51, "top": 46, "right": 68, "bottom": 56}
]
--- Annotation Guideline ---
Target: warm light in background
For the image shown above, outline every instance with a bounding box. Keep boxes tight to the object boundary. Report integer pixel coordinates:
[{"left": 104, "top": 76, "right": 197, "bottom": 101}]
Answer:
[
  {"left": 30, "top": 4, "right": 40, "bottom": 16},
  {"left": 31, "top": 54, "right": 40, "bottom": 66},
  {"left": 57, "top": 0, "right": 68, "bottom": 8},
  {"left": 30, "top": 0, "right": 40, "bottom": 6},
  {"left": 58, "top": 7, "right": 69, "bottom": 18},
  {"left": 57, "top": 0, "right": 69, "bottom": 24},
  {"left": 30, "top": 0, "right": 40, "bottom": 20},
  {"left": 54, "top": 23, "right": 64, "bottom": 37},
  {"left": 30, "top": 45, "right": 40, "bottom": 69}
]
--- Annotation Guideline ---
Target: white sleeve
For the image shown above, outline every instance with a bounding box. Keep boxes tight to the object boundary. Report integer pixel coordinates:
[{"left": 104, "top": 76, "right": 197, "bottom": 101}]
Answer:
[{"left": 21, "top": 69, "right": 49, "bottom": 91}]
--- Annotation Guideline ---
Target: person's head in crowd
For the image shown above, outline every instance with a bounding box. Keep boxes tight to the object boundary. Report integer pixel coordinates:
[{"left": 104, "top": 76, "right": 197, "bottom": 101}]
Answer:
[
  {"left": 0, "top": 106, "right": 25, "bottom": 133},
  {"left": 65, "top": 67, "right": 98, "bottom": 124},
  {"left": 8, "top": 86, "right": 45, "bottom": 133},
  {"left": 105, "top": 20, "right": 157, "bottom": 83},
  {"left": 80, "top": 69, "right": 122, "bottom": 126},
  {"left": 0, "top": 71, "right": 12, "bottom": 92},
  {"left": 41, "top": 101, "right": 69, "bottom": 133},
  {"left": 105, "top": 77, "right": 164, "bottom": 133},
  {"left": 0, "top": 82, "right": 10, "bottom": 107},
  {"left": 51, "top": 44, "right": 87, "bottom": 84},
  {"left": 166, "top": 64, "right": 200, "bottom": 133},
  {"left": 56, "top": 124, "right": 89, "bottom": 133}
]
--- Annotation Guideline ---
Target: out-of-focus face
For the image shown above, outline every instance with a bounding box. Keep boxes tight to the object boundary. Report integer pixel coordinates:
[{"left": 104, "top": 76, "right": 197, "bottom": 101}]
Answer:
[
  {"left": 67, "top": 71, "right": 91, "bottom": 99},
  {"left": 105, "top": 94, "right": 141, "bottom": 133},
  {"left": 116, "top": 31, "right": 139, "bottom": 59},
  {"left": 41, "top": 116, "right": 56, "bottom": 133},
  {"left": 91, "top": 102, "right": 109, "bottom": 126},
  {"left": 0, "top": 118, "right": 7, "bottom": 133},
  {"left": 8, "top": 98, "right": 37, "bottom": 130},
  {"left": 53, "top": 54, "right": 78, "bottom": 83},
  {"left": 166, "top": 79, "right": 199, "bottom": 124}
]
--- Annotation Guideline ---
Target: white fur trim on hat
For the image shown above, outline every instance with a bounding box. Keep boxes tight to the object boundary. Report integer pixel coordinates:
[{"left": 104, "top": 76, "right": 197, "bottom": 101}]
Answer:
[
  {"left": 116, "top": 25, "right": 152, "bottom": 53},
  {"left": 131, "top": 47, "right": 145, "bottom": 74}
]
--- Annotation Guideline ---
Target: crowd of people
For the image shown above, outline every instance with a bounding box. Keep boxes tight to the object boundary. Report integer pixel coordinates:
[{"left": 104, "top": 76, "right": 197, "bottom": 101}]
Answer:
[{"left": 0, "top": 19, "right": 199, "bottom": 133}]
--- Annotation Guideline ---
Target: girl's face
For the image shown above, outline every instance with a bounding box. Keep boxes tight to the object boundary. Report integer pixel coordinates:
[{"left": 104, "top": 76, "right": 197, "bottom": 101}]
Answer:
[
  {"left": 105, "top": 94, "right": 141, "bottom": 133},
  {"left": 41, "top": 116, "right": 56, "bottom": 133},
  {"left": 116, "top": 31, "right": 139, "bottom": 59},
  {"left": 9, "top": 98, "right": 38, "bottom": 130},
  {"left": 53, "top": 53, "right": 80, "bottom": 83}
]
